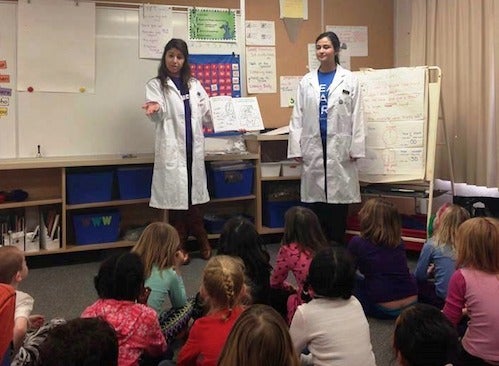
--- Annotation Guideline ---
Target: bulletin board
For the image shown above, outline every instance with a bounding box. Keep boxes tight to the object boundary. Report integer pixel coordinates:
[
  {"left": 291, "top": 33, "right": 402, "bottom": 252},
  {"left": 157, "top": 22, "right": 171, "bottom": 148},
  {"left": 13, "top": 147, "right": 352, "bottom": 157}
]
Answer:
[
  {"left": 0, "top": 1, "right": 241, "bottom": 158},
  {"left": 245, "top": 0, "right": 394, "bottom": 128}
]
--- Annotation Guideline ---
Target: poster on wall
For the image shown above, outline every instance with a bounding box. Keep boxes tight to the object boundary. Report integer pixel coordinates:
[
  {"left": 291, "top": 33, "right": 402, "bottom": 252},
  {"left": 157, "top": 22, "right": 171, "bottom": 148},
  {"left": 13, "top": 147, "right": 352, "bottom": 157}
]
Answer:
[
  {"left": 189, "top": 54, "right": 241, "bottom": 98},
  {"left": 188, "top": 8, "right": 237, "bottom": 42},
  {"left": 139, "top": 5, "right": 173, "bottom": 59}
]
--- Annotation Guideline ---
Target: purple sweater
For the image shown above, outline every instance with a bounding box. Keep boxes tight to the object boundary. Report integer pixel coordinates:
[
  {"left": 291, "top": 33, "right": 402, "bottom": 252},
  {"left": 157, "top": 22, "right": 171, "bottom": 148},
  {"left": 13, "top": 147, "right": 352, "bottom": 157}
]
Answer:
[{"left": 347, "top": 236, "right": 417, "bottom": 303}]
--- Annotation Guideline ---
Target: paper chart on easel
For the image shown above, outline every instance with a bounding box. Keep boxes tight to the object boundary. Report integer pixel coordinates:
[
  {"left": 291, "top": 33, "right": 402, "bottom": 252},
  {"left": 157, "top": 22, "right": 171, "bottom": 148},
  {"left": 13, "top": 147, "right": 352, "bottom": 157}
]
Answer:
[{"left": 355, "top": 67, "right": 427, "bottom": 181}]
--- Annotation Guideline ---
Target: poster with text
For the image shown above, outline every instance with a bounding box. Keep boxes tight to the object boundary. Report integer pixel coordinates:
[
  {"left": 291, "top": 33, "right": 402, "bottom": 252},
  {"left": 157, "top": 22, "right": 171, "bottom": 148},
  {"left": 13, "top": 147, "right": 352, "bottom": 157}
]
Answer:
[{"left": 188, "top": 8, "right": 237, "bottom": 42}]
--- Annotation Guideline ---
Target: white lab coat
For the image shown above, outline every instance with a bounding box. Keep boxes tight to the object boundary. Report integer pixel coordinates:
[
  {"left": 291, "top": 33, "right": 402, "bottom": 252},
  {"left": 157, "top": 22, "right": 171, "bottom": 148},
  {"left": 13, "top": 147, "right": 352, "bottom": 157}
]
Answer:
[
  {"left": 288, "top": 65, "right": 365, "bottom": 204},
  {"left": 145, "top": 77, "right": 211, "bottom": 210}
]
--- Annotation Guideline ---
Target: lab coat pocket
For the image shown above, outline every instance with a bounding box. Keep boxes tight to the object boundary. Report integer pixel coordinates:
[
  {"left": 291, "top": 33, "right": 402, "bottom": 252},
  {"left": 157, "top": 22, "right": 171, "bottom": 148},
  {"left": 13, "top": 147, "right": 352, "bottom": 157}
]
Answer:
[{"left": 156, "top": 137, "right": 178, "bottom": 167}]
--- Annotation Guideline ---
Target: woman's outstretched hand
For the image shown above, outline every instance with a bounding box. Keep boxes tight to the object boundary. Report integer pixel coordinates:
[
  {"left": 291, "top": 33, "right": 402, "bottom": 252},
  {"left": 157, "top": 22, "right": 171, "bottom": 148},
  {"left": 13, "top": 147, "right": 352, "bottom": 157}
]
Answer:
[{"left": 142, "top": 102, "right": 160, "bottom": 116}]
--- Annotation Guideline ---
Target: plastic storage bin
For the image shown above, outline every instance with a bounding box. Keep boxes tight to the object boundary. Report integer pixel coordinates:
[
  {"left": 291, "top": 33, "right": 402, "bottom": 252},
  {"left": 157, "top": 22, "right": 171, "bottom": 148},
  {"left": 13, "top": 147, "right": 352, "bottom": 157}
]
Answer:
[
  {"left": 72, "top": 211, "right": 120, "bottom": 245},
  {"left": 208, "top": 161, "right": 254, "bottom": 198},
  {"left": 263, "top": 200, "right": 301, "bottom": 228},
  {"left": 66, "top": 170, "right": 114, "bottom": 204},
  {"left": 281, "top": 160, "right": 302, "bottom": 177},
  {"left": 260, "top": 162, "right": 281, "bottom": 177},
  {"left": 116, "top": 166, "right": 153, "bottom": 200}
]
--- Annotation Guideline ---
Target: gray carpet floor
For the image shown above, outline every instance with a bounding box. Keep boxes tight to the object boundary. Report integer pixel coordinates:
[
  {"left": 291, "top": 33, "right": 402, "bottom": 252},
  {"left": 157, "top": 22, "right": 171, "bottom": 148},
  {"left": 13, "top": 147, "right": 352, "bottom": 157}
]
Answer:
[{"left": 23, "top": 243, "right": 418, "bottom": 366}]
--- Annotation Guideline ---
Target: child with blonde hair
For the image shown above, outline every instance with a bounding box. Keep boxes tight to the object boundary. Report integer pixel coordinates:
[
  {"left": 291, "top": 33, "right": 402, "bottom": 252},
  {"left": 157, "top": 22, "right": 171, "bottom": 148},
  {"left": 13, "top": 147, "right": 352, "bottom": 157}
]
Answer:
[
  {"left": 217, "top": 304, "right": 300, "bottom": 366},
  {"left": 414, "top": 204, "right": 469, "bottom": 308},
  {"left": 347, "top": 197, "right": 417, "bottom": 319},
  {"left": 270, "top": 206, "right": 327, "bottom": 323},
  {"left": 132, "top": 222, "right": 195, "bottom": 344},
  {"left": 176, "top": 255, "right": 246, "bottom": 366},
  {"left": 443, "top": 217, "right": 499, "bottom": 365},
  {"left": 0, "top": 246, "right": 44, "bottom": 353}
]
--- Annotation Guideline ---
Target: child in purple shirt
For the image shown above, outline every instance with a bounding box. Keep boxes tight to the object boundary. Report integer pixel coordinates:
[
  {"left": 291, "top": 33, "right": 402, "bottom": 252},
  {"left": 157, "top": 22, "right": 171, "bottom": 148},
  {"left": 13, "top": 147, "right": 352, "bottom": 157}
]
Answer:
[{"left": 347, "top": 198, "right": 417, "bottom": 319}]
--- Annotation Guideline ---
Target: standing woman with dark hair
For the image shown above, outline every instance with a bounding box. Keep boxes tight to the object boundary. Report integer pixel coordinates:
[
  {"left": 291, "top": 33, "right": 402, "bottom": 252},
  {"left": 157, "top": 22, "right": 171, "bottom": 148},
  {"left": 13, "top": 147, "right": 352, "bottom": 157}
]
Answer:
[
  {"left": 143, "top": 38, "right": 212, "bottom": 263},
  {"left": 288, "top": 31, "right": 365, "bottom": 244}
]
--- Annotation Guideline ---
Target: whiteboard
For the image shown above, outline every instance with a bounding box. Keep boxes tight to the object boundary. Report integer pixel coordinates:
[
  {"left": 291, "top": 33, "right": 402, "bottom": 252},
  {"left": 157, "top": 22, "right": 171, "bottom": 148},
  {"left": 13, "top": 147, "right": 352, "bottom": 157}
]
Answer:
[{"left": 1, "top": 4, "right": 242, "bottom": 158}]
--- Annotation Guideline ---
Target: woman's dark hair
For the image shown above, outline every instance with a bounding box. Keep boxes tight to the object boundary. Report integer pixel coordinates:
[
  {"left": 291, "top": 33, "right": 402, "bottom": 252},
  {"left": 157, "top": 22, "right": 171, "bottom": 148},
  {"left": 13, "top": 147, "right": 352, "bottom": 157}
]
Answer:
[
  {"left": 218, "top": 217, "right": 272, "bottom": 304},
  {"left": 315, "top": 31, "right": 341, "bottom": 65},
  {"left": 393, "top": 303, "right": 459, "bottom": 366},
  {"left": 38, "top": 317, "right": 118, "bottom": 366},
  {"left": 157, "top": 38, "right": 192, "bottom": 89},
  {"left": 94, "top": 252, "right": 145, "bottom": 301},
  {"left": 282, "top": 206, "right": 328, "bottom": 255},
  {"left": 306, "top": 247, "right": 355, "bottom": 299}
]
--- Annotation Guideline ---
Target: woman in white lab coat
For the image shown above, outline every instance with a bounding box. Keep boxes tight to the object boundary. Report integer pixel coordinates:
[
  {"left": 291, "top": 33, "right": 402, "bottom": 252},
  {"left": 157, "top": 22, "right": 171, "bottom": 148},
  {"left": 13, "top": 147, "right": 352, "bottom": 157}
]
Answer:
[
  {"left": 143, "top": 38, "right": 212, "bottom": 263},
  {"left": 288, "top": 31, "right": 365, "bottom": 244}
]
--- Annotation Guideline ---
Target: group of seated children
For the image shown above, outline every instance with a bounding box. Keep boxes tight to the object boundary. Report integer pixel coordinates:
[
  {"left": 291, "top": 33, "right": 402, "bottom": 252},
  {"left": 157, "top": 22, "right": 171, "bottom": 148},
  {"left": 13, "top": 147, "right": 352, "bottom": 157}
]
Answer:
[{"left": 1, "top": 197, "right": 498, "bottom": 366}]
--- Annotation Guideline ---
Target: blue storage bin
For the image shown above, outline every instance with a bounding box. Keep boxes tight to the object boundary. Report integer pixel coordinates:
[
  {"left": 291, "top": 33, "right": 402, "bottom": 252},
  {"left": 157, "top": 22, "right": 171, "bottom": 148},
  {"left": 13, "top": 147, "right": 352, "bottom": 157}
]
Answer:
[
  {"left": 66, "top": 170, "right": 114, "bottom": 204},
  {"left": 209, "top": 162, "right": 254, "bottom": 198},
  {"left": 263, "top": 200, "right": 301, "bottom": 228},
  {"left": 72, "top": 211, "right": 120, "bottom": 245},
  {"left": 116, "top": 166, "right": 153, "bottom": 200}
]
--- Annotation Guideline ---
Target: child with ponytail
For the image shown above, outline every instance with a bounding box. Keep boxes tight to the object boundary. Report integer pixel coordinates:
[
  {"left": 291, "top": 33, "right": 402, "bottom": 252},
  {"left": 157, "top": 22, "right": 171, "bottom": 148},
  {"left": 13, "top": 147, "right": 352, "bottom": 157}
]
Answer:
[{"left": 176, "top": 255, "right": 246, "bottom": 366}]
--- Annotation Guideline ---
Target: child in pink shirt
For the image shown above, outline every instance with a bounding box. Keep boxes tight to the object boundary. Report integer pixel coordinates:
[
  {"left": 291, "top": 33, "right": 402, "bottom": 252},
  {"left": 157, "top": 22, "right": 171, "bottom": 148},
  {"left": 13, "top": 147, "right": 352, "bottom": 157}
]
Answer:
[
  {"left": 443, "top": 217, "right": 499, "bottom": 366},
  {"left": 270, "top": 206, "right": 328, "bottom": 323}
]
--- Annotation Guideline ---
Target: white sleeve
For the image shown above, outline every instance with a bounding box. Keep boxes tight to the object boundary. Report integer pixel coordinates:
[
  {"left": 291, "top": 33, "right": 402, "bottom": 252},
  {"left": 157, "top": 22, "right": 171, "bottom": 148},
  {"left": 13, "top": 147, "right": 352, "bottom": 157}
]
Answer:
[
  {"left": 289, "top": 306, "right": 309, "bottom": 356},
  {"left": 145, "top": 78, "right": 167, "bottom": 123},
  {"left": 15, "top": 291, "right": 34, "bottom": 320},
  {"left": 349, "top": 75, "right": 366, "bottom": 158},
  {"left": 288, "top": 81, "right": 304, "bottom": 158}
]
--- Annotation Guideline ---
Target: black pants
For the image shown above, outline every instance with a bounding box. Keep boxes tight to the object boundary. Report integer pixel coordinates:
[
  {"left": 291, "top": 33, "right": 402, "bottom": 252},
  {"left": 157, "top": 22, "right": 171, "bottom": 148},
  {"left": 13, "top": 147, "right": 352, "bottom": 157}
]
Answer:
[{"left": 308, "top": 202, "right": 349, "bottom": 245}]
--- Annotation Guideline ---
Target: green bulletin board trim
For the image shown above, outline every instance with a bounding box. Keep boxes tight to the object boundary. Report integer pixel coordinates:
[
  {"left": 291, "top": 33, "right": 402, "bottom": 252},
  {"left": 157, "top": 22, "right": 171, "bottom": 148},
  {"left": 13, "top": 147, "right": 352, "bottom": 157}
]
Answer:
[{"left": 188, "top": 7, "right": 237, "bottom": 42}]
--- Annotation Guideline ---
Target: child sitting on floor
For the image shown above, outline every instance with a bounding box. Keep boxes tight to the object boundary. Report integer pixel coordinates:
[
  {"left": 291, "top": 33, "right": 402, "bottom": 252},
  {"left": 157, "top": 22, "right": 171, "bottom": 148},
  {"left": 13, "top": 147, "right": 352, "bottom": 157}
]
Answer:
[
  {"left": 270, "top": 206, "right": 327, "bottom": 323},
  {"left": 218, "top": 217, "right": 272, "bottom": 305},
  {"left": 0, "top": 246, "right": 44, "bottom": 353},
  {"left": 443, "top": 217, "right": 499, "bottom": 365},
  {"left": 289, "top": 247, "right": 376, "bottom": 366},
  {"left": 347, "top": 197, "right": 418, "bottom": 319},
  {"left": 176, "top": 255, "right": 246, "bottom": 366},
  {"left": 132, "top": 222, "right": 198, "bottom": 345},
  {"left": 414, "top": 204, "right": 469, "bottom": 308},
  {"left": 82, "top": 252, "right": 166, "bottom": 366}
]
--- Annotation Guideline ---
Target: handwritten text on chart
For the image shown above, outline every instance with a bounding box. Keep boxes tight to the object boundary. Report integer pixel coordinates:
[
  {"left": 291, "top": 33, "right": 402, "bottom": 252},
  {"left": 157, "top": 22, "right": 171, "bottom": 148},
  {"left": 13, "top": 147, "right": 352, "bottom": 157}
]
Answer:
[
  {"left": 0, "top": 74, "right": 10, "bottom": 83},
  {"left": 357, "top": 67, "right": 425, "bottom": 122},
  {"left": 366, "top": 120, "right": 425, "bottom": 148},
  {"left": 0, "top": 87, "right": 12, "bottom": 96},
  {"left": 246, "top": 46, "right": 277, "bottom": 93},
  {"left": 0, "top": 97, "right": 9, "bottom": 106},
  {"left": 358, "top": 148, "right": 424, "bottom": 175},
  {"left": 0, "top": 107, "right": 8, "bottom": 117},
  {"left": 0, "top": 60, "right": 6, "bottom": 69},
  {"left": 139, "top": 5, "right": 172, "bottom": 59}
]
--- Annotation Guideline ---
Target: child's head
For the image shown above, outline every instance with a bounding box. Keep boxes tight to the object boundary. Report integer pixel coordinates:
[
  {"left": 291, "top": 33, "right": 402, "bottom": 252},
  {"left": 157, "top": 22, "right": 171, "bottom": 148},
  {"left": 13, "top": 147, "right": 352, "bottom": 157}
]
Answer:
[
  {"left": 455, "top": 217, "right": 499, "bottom": 273},
  {"left": 132, "top": 222, "right": 180, "bottom": 277},
  {"left": 307, "top": 247, "right": 355, "bottom": 300},
  {"left": 217, "top": 304, "right": 300, "bottom": 366},
  {"left": 433, "top": 204, "right": 469, "bottom": 249},
  {"left": 393, "top": 303, "right": 458, "bottom": 366},
  {"left": 201, "top": 255, "right": 245, "bottom": 312},
  {"left": 282, "top": 206, "right": 328, "bottom": 253},
  {"left": 0, "top": 246, "right": 28, "bottom": 286},
  {"left": 218, "top": 217, "right": 270, "bottom": 276},
  {"left": 39, "top": 317, "right": 118, "bottom": 366},
  {"left": 359, "top": 197, "right": 401, "bottom": 248},
  {"left": 94, "top": 252, "right": 145, "bottom": 301}
]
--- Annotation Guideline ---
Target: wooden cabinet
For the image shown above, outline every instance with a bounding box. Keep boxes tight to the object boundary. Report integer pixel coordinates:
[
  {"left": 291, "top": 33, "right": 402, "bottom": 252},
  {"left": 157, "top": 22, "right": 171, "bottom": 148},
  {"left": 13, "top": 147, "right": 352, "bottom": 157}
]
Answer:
[{"left": 0, "top": 155, "right": 161, "bottom": 256}]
